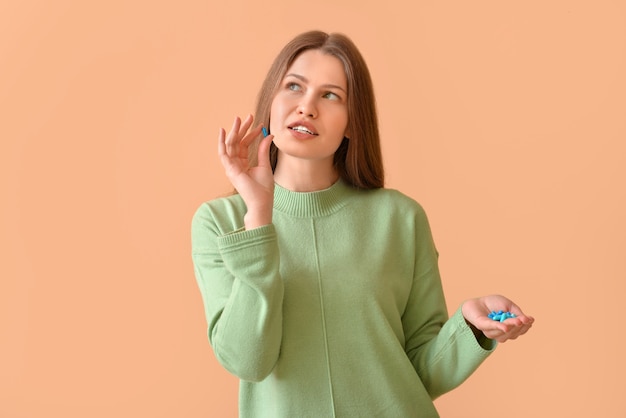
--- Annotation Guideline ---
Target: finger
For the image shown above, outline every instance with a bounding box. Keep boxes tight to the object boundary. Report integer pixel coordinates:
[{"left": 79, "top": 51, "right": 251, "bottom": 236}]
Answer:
[
  {"left": 218, "top": 138, "right": 236, "bottom": 175},
  {"left": 505, "top": 314, "right": 533, "bottom": 329},
  {"left": 507, "top": 303, "right": 526, "bottom": 318},
  {"left": 217, "top": 127, "right": 227, "bottom": 159},
  {"left": 218, "top": 127, "right": 243, "bottom": 175},
  {"left": 239, "top": 124, "right": 265, "bottom": 158},
  {"left": 257, "top": 134, "right": 274, "bottom": 169},
  {"left": 499, "top": 317, "right": 534, "bottom": 342},
  {"left": 238, "top": 114, "right": 254, "bottom": 137},
  {"left": 514, "top": 320, "right": 534, "bottom": 338},
  {"left": 241, "top": 123, "right": 264, "bottom": 145},
  {"left": 225, "top": 116, "right": 242, "bottom": 157}
]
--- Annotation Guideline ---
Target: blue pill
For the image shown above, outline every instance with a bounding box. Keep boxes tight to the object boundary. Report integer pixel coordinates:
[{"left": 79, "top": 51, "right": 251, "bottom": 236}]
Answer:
[
  {"left": 489, "top": 310, "right": 516, "bottom": 322},
  {"left": 262, "top": 127, "right": 268, "bottom": 137}
]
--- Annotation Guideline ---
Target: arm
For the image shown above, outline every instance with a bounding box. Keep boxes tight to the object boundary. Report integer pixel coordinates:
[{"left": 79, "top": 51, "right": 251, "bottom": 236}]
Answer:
[
  {"left": 191, "top": 203, "right": 283, "bottom": 382},
  {"left": 191, "top": 114, "right": 281, "bottom": 382},
  {"left": 402, "top": 205, "right": 497, "bottom": 399}
]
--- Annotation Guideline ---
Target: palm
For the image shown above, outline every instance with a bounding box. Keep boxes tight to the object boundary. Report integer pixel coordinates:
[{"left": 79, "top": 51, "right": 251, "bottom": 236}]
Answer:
[{"left": 462, "top": 295, "right": 534, "bottom": 343}]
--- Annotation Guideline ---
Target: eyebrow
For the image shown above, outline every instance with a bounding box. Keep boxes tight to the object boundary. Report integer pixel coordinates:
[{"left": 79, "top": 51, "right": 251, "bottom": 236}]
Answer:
[{"left": 284, "top": 73, "right": 347, "bottom": 93}]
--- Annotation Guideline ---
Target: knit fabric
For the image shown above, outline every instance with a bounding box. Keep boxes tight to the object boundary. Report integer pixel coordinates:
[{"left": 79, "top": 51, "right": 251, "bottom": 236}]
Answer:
[{"left": 191, "top": 180, "right": 496, "bottom": 417}]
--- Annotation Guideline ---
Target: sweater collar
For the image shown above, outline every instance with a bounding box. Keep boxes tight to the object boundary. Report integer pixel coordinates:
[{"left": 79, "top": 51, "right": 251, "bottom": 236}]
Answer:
[{"left": 273, "top": 179, "right": 354, "bottom": 218}]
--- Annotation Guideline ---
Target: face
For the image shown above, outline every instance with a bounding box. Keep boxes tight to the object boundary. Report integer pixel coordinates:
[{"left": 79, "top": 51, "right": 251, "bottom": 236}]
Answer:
[{"left": 269, "top": 49, "right": 349, "bottom": 166}]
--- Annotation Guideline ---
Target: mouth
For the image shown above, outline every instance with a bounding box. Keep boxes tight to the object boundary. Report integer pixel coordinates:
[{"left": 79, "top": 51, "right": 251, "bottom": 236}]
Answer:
[{"left": 288, "top": 123, "right": 318, "bottom": 136}]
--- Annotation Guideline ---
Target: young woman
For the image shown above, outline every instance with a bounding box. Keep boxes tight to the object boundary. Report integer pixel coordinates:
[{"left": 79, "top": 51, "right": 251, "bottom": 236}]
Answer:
[{"left": 192, "top": 30, "right": 533, "bottom": 417}]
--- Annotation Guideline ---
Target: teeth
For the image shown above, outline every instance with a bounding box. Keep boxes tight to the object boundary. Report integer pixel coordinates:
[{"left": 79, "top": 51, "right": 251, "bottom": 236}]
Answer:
[{"left": 291, "top": 125, "right": 314, "bottom": 135}]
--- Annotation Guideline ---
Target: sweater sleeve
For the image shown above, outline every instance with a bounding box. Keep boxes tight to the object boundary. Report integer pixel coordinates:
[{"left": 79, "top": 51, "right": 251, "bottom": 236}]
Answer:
[
  {"left": 191, "top": 202, "right": 284, "bottom": 382},
  {"left": 402, "top": 205, "right": 496, "bottom": 399}
]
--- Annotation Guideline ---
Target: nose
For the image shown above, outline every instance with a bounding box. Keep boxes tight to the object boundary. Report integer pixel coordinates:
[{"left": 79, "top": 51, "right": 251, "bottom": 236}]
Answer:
[{"left": 297, "top": 95, "right": 317, "bottom": 118}]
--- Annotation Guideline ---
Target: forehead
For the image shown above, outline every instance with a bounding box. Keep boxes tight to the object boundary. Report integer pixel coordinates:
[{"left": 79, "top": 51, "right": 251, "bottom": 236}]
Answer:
[{"left": 285, "top": 49, "right": 347, "bottom": 89}]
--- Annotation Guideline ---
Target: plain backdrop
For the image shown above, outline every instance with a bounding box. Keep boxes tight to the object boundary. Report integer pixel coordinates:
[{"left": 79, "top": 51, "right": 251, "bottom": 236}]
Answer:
[{"left": 1, "top": 1, "right": 625, "bottom": 417}]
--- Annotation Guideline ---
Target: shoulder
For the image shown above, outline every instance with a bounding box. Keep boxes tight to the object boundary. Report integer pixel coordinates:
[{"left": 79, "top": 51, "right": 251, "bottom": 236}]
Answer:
[
  {"left": 192, "top": 193, "right": 246, "bottom": 236},
  {"left": 356, "top": 187, "right": 428, "bottom": 218},
  {"left": 349, "top": 187, "right": 435, "bottom": 236}
]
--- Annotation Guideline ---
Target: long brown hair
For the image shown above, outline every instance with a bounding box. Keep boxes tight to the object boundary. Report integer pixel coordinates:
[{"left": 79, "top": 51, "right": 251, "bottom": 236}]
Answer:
[{"left": 253, "top": 31, "right": 384, "bottom": 189}]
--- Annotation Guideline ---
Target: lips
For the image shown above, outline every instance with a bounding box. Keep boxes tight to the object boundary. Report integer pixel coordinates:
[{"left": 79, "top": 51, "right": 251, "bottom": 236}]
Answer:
[{"left": 288, "top": 121, "right": 318, "bottom": 136}]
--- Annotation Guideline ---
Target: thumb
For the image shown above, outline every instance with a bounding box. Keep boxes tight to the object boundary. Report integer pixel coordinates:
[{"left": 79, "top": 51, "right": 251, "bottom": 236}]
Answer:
[{"left": 257, "top": 134, "right": 274, "bottom": 169}]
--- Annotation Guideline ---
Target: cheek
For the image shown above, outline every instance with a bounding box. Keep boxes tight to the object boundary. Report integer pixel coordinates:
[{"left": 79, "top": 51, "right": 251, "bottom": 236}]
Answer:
[
  {"left": 269, "top": 97, "right": 289, "bottom": 126},
  {"left": 335, "top": 112, "right": 350, "bottom": 136}
]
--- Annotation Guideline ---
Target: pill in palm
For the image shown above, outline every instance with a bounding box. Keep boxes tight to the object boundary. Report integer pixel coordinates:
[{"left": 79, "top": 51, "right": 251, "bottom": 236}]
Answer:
[{"left": 488, "top": 311, "right": 516, "bottom": 322}]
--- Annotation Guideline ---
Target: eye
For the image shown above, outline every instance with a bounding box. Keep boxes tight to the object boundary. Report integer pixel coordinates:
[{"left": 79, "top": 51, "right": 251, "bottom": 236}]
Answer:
[
  {"left": 287, "top": 82, "right": 302, "bottom": 92},
  {"left": 323, "top": 91, "right": 341, "bottom": 100}
]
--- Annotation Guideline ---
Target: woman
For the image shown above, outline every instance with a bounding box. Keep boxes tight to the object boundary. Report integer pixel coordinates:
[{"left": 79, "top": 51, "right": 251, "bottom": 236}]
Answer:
[{"left": 192, "top": 30, "right": 533, "bottom": 417}]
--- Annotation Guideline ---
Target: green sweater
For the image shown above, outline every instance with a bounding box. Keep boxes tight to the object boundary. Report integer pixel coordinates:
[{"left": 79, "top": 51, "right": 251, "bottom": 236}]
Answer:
[{"left": 191, "top": 180, "right": 495, "bottom": 417}]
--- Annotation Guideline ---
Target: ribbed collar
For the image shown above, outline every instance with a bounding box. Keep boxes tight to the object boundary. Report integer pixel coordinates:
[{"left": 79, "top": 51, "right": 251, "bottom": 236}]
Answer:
[{"left": 273, "top": 179, "right": 355, "bottom": 218}]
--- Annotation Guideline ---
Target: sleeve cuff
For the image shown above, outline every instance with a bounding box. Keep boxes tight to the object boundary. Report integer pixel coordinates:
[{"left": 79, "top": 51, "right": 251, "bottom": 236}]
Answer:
[
  {"left": 217, "top": 224, "right": 275, "bottom": 250},
  {"left": 451, "top": 307, "right": 497, "bottom": 352}
]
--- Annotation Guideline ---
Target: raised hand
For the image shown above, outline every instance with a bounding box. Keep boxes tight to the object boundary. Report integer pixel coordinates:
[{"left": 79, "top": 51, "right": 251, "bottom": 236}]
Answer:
[
  {"left": 218, "top": 114, "right": 275, "bottom": 229},
  {"left": 462, "top": 295, "right": 534, "bottom": 343}
]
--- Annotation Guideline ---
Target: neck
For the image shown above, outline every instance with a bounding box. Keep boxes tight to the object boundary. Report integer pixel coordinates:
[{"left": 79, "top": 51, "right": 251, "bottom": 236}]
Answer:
[{"left": 273, "top": 156, "right": 339, "bottom": 192}]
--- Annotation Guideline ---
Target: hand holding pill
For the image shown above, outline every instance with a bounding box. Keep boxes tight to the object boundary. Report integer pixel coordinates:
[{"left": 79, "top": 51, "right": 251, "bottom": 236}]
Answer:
[
  {"left": 461, "top": 295, "right": 534, "bottom": 343},
  {"left": 218, "top": 114, "right": 275, "bottom": 229}
]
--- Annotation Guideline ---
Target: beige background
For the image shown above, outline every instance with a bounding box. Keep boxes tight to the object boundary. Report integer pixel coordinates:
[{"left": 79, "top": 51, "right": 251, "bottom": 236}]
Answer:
[{"left": 2, "top": 0, "right": 625, "bottom": 417}]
